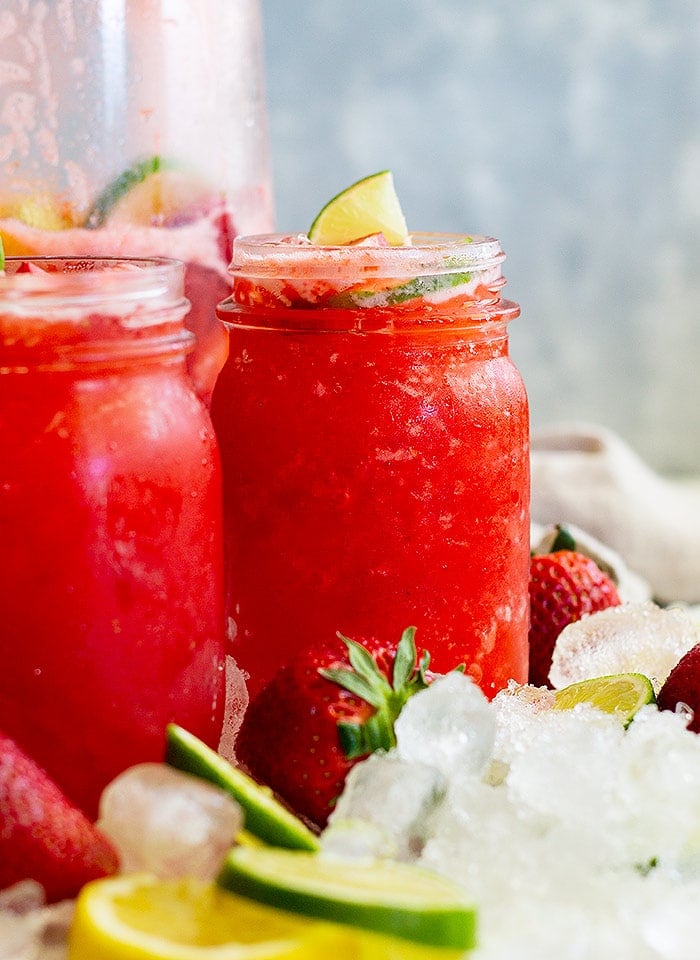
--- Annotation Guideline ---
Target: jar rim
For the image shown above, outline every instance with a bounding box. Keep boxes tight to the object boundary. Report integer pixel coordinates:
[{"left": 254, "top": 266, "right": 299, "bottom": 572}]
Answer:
[
  {"left": 231, "top": 232, "right": 505, "bottom": 280},
  {"left": 0, "top": 257, "right": 187, "bottom": 321}
]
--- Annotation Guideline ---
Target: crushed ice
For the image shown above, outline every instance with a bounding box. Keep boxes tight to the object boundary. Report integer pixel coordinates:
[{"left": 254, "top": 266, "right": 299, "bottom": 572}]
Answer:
[{"left": 321, "top": 671, "right": 700, "bottom": 959}]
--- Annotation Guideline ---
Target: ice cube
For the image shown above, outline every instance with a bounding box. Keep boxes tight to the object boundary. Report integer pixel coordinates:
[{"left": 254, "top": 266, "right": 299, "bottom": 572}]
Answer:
[
  {"left": 394, "top": 672, "right": 496, "bottom": 779},
  {"left": 97, "top": 763, "right": 242, "bottom": 880},
  {"left": 325, "top": 752, "right": 446, "bottom": 860},
  {"left": 0, "top": 881, "right": 45, "bottom": 960},
  {"left": 549, "top": 601, "right": 699, "bottom": 691}
]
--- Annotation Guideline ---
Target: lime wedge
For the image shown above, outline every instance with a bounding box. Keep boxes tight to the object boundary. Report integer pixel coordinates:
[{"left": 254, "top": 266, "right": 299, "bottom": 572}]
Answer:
[
  {"left": 0, "top": 234, "right": 4, "bottom": 271},
  {"left": 553, "top": 673, "right": 655, "bottom": 726},
  {"left": 308, "top": 171, "right": 408, "bottom": 246},
  {"left": 217, "top": 846, "right": 477, "bottom": 950},
  {"left": 69, "top": 873, "right": 355, "bottom": 960},
  {"left": 165, "top": 724, "right": 319, "bottom": 852}
]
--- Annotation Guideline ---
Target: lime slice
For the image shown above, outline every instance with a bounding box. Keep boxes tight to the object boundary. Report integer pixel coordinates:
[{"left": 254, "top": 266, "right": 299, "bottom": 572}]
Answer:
[
  {"left": 0, "top": 234, "right": 4, "bottom": 272},
  {"left": 165, "top": 724, "right": 319, "bottom": 852},
  {"left": 86, "top": 157, "right": 164, "bottom": 227},
  {"left": 308, "top": 171, "right": 408, "bottom": 246},
  {"left": 85, "top": 157, "right": 215, "bottom": 229},
  {"left": 553, "top": 673, "right": 655, "bottom": 726},
  {"left": 217, "top": 846, "right": 477, "bottom": 950},
  {"left": 68, "top": 873, "right": 356, "bottom": 960}
]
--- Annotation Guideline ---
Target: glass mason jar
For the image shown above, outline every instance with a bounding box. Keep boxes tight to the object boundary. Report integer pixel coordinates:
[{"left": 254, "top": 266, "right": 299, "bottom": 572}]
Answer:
[
  {"left": 0, "top": 257, "right": 225, "bottom": 818},
  {"left": 211, "top": 234, "right": 530, "bottom": 700},
  {"left": 0, "top": 0, "right": 273, "bottom": 403}
]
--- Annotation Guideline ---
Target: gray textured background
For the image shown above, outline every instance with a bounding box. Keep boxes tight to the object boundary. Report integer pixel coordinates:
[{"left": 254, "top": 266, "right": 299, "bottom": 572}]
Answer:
[{"left": 260, "top": 0, "right": 700, "bottom": 476}]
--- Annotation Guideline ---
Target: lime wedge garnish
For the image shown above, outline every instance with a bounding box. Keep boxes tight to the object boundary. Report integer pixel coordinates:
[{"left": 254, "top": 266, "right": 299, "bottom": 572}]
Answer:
[
  {"left": 308, "top": 171, "right": 408, "bottom": 246},
  {"left": 165, "top": 724, "right": 319, "bottom": 852},
  {"left": 217, "top": 846, "right": 477, "bottom": 950},
  {"left": 553, "top": 673, "right": 655, "bottom": 726},
  {"left": 69, "top": 873, "right": 356, "bottom": 959},
  {"left": 0, "top": 234, "right": 4, "bottom": 271}
]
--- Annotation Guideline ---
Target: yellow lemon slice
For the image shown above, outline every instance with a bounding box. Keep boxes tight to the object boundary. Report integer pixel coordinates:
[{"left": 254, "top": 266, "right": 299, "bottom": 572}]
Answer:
[
  {"left": 307, "top": 171, "right": 408, "bottom": 246},
  {"left": 68, "top": 873, "right": 355, "bottom": 960}
]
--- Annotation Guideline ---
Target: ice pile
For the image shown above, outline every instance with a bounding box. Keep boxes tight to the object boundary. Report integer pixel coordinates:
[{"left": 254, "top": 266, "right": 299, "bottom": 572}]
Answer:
[{"left": 325, "top": 671, "right": 700, "bottom": 960}]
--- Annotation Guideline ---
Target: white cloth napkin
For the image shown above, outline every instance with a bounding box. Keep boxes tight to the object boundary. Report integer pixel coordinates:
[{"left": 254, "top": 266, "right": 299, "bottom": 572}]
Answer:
[{"left": 530, "top": 422, "right": 700, "bottom": 605}]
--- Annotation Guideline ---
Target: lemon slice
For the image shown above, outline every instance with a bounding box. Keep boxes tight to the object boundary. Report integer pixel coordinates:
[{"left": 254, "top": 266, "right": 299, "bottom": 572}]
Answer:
[
  {"left": 68, "top": 873, "right": 355, "bottom": 960},
  {"left": 307, "top": 171, "right": 408, "bottom": 246},
  {"left": 165, "top": 724, "right": 319, "bottom": 852},
  {"left": 217, "top": 846, "right": 477, "bottom": 950},
  {"left": 553, "top": 673, "right": 655, "bottom": 726}
]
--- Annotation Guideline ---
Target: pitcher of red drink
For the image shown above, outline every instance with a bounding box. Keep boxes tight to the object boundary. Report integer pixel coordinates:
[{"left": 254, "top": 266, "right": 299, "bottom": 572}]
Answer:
[
  {"left": 212, "top": 233, "right": 530, "bottom": 699},
  {"left": 0, "top": 0, "right": 273, "bottom": 402}
]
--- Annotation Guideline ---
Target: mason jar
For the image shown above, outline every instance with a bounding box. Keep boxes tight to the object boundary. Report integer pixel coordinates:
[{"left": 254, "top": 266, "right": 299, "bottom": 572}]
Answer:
[
  {"left": 0, "top": 256, "right": 225, "bottom": 817},
  {"left": 0, "top": 0, "right": 273, "bottom": 402},
  {"left": 211, "top": 233, "right": 530, "bottom": 699}
]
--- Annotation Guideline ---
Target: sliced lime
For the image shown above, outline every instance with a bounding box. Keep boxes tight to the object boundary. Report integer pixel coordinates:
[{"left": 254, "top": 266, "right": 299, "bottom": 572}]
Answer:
[
  {"left": 0, "top": 234, "right": 4, "bottom": 271},
  {"left": 165, "top": 724, "right": 319, "bottom": 852},
  {"left": 308, "top": 171, "right": 408, "bottom": 246},
  {"left": 86, "top": 156, "right": 165, "bottom": 227},
  {"left": 217, "top": 846, "right": 477, "bottom": 950},
  {"left": 328, "top": 270, "right": 474, "bottom": 309},
  {"left": 553, "top": 673, "right": 655, "bottom": 726}
]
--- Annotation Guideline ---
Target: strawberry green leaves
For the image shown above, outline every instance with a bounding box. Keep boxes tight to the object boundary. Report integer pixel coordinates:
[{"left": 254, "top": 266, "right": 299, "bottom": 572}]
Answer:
[{"left": 320, "top": 627, "right": 430, "bottom": 760}]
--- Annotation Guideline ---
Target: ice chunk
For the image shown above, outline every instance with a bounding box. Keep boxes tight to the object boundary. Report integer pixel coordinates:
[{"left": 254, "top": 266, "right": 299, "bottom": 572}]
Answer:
[
  {"left": 0, "top": 881, "right": 73, "bottom": 960},
  {"left": 325, "top": 752, "right": 446, "bottom": 860},
  {"left": 394, "top": 672, "right": 496, "bottom": 778},
  {"left": 97, "top": 763, "right": 242, "bottom": 880},
  {"left": 549, "top": 601, "right": 699, "bottom": 691},
  {"left": 0, "top": 881, "right": 45, "bottom": 960}
]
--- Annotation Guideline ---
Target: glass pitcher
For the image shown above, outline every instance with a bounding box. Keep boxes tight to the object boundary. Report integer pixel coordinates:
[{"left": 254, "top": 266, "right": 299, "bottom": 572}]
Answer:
[{"left": 0, "top": 0, "right": 274, "bottom": 401}]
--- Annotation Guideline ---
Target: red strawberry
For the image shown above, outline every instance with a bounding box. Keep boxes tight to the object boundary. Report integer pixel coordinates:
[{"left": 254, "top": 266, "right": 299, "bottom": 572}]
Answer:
[
  {"left": 0, "top": 730, "right": 119, "bottom": 902},
  {"left": 529, "top": 549, "right": 622, "bottom": 687},
  {"left": 236, "top": 627, "right": 430, "bottom": 828},
  {"left": 657, "top": 644, "right": 700, "bottom": 732}
]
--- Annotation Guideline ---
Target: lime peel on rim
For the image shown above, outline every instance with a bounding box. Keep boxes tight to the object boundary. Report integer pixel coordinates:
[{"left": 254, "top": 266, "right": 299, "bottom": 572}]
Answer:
[
  {"left": 165, "top": 724, "right": 319, "bottom": 852},
  {"left": 553, "top": 673, "right": 655, "bottom": 726},
  {"left": 217, "top": 845, "right": 477, "bottom": 950},
  {"left": 307, "top": 171, "right": 409, "bottom": 246}
]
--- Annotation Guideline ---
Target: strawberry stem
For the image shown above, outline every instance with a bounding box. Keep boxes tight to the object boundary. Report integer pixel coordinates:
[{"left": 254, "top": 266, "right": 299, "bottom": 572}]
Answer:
[{"left": 319, "top": 627, "right": 430, "bottom": 761}]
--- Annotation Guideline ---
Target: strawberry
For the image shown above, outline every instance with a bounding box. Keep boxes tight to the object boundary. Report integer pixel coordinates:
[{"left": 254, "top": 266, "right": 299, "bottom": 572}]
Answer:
[
  {"left": 0, "top": 730, "right": 119, "bottom": 902},
  {"left": 657, "top": 644, "right": 700, "bottom": 732},
  {"left": 236, "top": 627, "right": 430, "bottom": 828},
  {"left": 529, "top": 548, "right": 622, "bottom": 687}
]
